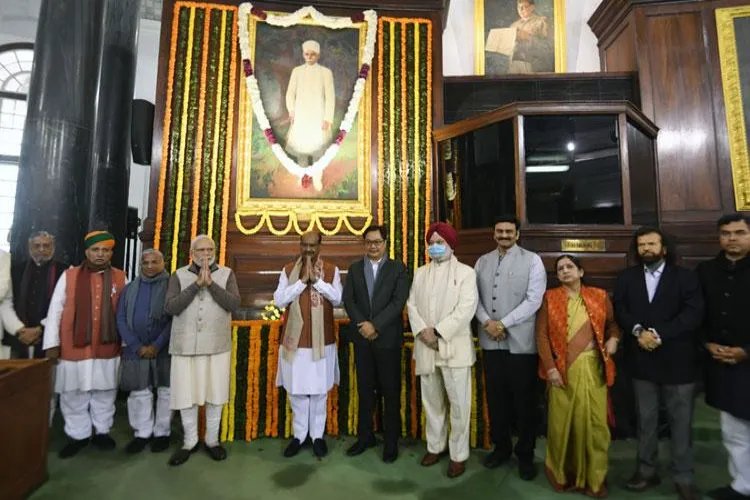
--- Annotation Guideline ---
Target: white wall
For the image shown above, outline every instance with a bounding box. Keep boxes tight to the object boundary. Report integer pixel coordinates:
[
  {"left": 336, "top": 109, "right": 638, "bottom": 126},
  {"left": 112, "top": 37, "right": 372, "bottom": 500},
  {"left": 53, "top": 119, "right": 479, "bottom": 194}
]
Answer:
[
  {"left": 443, "top": 0, "right": 604, "bottom": 75},
  {"left": 0, "top": 0, "right": 41, "bottom": 46}
]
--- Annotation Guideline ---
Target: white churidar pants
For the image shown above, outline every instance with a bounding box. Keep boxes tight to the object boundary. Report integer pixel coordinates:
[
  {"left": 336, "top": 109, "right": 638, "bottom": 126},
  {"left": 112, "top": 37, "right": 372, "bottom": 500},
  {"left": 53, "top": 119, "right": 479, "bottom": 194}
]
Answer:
[
  {"left": 179, "top": 403, "right": 223, "bottom": 450},
  {"left": 721, "top": 411, "right": 750, "bottom": 495},
  {"left": 289, "top": 393, "right": 328, "bottom": 441},
  {"left": 59, "top": 389, "right": 117, "bottom": 440},
  {"left": 420, "top": 366, "right": 472, "bottom": 462},
  {"left": 127, "top": 387, "right": 172, "bottom": 438}
]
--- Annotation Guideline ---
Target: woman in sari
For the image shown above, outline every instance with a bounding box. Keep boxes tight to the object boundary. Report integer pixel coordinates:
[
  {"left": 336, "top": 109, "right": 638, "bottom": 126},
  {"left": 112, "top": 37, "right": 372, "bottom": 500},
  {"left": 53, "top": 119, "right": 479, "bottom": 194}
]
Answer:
[{"left": 536, "top": 255, "right": 621, "bottom": 498}]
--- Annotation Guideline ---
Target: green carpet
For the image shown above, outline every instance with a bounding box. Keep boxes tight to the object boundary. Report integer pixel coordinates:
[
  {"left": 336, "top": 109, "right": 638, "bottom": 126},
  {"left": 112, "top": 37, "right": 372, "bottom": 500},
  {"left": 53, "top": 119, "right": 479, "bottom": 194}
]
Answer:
[{"left": 31, "top": 399, "right": 729, "bottom": 500}]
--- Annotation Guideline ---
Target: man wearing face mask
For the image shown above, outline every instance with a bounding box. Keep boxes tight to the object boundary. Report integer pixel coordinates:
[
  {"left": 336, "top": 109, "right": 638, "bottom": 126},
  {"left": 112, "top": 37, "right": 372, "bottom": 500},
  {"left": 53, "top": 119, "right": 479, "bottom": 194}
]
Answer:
[
  {"left": 614, "top": 227, "right": 704, "bottom": 500},
  {"left": 6, "top": 231, "right": 68, "bottom": 359},
  {"left": 407, "top": 222, "right": 478, "bottom": 478},
  {"left": 274, "top": 230, "right": 342, "bottom": 459},
  {"left": 474, "top": 215, "right": 546, "bottom": 480},
  {"left": 164, "top": 235, "right": 240, "bottom": 466}
]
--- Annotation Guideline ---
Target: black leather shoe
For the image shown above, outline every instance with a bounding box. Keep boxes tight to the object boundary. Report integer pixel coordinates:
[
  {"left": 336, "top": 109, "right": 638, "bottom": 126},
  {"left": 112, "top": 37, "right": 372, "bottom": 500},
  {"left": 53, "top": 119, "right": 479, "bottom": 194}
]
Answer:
[
  {"left": 284, "top": 438, "right": 303, "bottom": 458},
  {"left": 707, "top": 485, "right": 750, "bottom": 500},
  {"left": 625, "top": 471, "right": 661, "bottom": 491},
  {"left": 519, "top": 461, "right": 538, "bottom": 481},
  {"left": 151, "top": 436, "right": 170, "bottom": 453},
  {"left": 312, "top": 438, "right": 328, "bottom": 458},
  {"left": 92, "top": 433, "right": 116, "bottom": 450},
  {"left": 346, "top": 435, "right": 377, "bottom": 456},
  {"left": 168, "top": 444, "right": 200, "bottom": 466},
  {"left": 59, "top": 438, "right": 89, "bottom": 459},
  {"left": 483, "top": 448, "right": 511, "bottom": 469},
  {"left": 206, "top": 444, "right": 228, "bottom": 461},
  {"left": 382, "top": 444, "right": 398, "bottom": 463},
  {"left": 125, "top": 437, "right": 149, "bottom": 454}
]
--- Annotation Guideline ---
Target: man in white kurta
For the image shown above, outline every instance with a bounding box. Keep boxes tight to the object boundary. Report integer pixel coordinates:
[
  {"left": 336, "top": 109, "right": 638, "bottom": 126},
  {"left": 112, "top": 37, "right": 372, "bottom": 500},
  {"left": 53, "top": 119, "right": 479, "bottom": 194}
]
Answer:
[
  {"left": 164, "top": 235, "right": 240, "bottom": 466},
  {"left": 285, "top": 39, "right": 335, "bottom": 191},
  {"left": 0, "top": 249, "right": 26, "bottom": 360},
  {"left": 274, "top": 230, "right": 342, "bottom": 458},
  {"left": 408, "top": 222, "right": 478, "bottom": 479},
  {"left": 43, "top": 231, "right": 127, "bottom": 458}
]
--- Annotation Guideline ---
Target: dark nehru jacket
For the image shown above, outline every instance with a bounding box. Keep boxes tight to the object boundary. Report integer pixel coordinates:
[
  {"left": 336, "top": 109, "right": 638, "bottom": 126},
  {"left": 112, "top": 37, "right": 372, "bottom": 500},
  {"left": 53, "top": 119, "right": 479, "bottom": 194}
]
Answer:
[{"left": 696, "top": 253, "right": 750, "bottom": 420}]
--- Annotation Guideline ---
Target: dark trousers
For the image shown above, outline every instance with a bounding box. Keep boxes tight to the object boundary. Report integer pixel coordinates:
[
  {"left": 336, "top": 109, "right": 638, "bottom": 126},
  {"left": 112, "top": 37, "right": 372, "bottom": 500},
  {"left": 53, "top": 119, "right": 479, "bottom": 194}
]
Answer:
[
  {"left": 354, "top": 342, "right": 401, "bottom": 447},
  {"left": 483, "top": 349, "right": 538, "bottom": 464},
  {"left": 633, "top": 379, "right": 695, "bottom": 485}
]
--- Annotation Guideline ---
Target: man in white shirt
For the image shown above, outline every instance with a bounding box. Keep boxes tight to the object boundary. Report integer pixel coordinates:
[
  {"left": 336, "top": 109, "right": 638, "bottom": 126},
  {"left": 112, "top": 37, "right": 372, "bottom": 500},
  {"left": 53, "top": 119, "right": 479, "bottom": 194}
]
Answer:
[{"left": 274, "top": 230, "right": 342, "bottom": 458}]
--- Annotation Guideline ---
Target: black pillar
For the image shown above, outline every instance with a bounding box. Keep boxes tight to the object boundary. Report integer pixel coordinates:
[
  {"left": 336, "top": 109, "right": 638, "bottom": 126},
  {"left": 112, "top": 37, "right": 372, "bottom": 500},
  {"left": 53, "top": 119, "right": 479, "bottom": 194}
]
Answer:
[
  {"left": 11, "top": 0, "right": 105, "bottom": 265},
  {"left": 11, "top": 0, "right": 141, "bottom": 267},
  {"left": 87, "top": 0, "right": 141, "bottom": 268}
]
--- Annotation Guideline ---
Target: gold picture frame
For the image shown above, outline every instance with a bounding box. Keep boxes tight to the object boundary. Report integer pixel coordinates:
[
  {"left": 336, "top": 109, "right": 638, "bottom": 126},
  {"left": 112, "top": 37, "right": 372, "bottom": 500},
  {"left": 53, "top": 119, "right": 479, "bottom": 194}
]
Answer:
[
  {"left": 235, "top": 11, "right": 372, "bottom": 231},
  {"left": 475, "top": 0, "right": 566, "bottom": 75},
  {"left": 716, "top": 6, "right": 750, "bottom": 211}
]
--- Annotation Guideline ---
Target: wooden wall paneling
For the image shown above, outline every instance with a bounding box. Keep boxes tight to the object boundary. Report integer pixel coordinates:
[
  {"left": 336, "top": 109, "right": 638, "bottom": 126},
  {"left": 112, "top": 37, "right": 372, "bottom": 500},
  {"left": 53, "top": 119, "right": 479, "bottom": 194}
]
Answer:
[
  {"left": 515, "top": 115, "right": 526, "bottom": 224},
  {"left": 603, "top": 21, "right": 637, "bottom": 72},
  {"left": 618, "top": 113, "right": 633, "bottom": 226}
]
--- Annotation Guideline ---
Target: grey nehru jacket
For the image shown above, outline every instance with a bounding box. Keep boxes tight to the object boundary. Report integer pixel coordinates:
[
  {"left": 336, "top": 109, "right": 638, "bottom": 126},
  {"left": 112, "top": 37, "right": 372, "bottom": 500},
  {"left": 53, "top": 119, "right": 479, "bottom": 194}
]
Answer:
[{"left": 474, "top": 244, "right": 547, "bottom": 354}]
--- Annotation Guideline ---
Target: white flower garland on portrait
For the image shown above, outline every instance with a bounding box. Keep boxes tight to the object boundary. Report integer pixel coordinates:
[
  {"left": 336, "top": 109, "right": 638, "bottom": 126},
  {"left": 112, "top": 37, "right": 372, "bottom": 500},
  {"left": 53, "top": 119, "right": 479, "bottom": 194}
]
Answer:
[{"left": 237, "top": 3, "right": 377, "bottom": 190}]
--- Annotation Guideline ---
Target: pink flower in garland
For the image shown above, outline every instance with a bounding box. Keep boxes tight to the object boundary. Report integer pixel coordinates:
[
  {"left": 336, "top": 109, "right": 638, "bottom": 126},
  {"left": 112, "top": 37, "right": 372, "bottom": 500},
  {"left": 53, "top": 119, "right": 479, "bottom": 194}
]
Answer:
[
  {"left": 242, "top": 59, "right": 253, "bottom": 77},
  {"left": 334, "top": 130, "right": 347, "bottom": 145},
  {"left": 251, "top": 7, "right": 267, "bottom": 20},
  {"left": 350, "top": 13, "right": 365, "bottom": 23},
  {"left": 358, "top": 64, "right": 370, "bottom": 80},
  {"left": 263, "top": 128, "right": 277, "bottom": 144},
  {"left": 301, "top": 174, "right": 313, "bottom": 189}
]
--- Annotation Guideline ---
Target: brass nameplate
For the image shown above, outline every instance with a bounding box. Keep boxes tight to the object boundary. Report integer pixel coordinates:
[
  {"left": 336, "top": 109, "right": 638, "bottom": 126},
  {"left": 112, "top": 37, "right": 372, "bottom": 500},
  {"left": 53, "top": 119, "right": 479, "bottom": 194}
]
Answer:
[{"left": 561, "top": 239, "right": 606, "bottom": 252}]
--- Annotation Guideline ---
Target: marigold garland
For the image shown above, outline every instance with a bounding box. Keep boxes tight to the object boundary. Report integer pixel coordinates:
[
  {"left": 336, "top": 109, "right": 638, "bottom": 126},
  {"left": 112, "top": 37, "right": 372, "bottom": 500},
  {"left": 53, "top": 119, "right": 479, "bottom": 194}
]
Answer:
[{"left": 190, "top": 11, "right": 211, "bottom": 242}]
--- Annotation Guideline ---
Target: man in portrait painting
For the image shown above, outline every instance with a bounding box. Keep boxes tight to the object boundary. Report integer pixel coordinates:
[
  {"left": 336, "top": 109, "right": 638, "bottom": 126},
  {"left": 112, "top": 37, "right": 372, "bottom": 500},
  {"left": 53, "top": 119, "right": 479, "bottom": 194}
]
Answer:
[
  {"left": 285, "top": 39, "right": 335, "bottom": 191},
  {"left": 509, "top": 0, "right": 553, "bottom": 73}
]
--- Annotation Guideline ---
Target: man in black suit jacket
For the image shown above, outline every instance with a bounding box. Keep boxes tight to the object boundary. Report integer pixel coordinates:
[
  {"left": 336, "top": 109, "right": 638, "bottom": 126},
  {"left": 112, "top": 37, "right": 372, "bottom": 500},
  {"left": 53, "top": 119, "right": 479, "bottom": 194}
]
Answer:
[
  {"left": 342, "top": 224, "right": 410, "bottom": 463},
  {"left": 614, "top": 227, "right": 704, "bottom": 500}
]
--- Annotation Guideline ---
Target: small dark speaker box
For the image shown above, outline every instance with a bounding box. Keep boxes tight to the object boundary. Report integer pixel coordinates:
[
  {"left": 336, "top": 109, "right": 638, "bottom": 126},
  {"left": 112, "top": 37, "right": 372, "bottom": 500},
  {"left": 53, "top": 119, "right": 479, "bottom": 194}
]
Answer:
[{"left": 131, "top": 99, "right": 155, "bottom": 165}]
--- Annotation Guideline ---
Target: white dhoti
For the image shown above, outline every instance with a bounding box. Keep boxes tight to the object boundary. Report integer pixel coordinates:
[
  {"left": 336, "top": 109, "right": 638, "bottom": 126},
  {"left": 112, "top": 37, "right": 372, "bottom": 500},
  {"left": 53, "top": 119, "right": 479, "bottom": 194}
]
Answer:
[
  {"left": 128, "top": 387, "right": 172, "bottom": 438},
  {"left": 420, "top": 366, "right": 472, "bottom": 462},
  {"left": 169, "top": 352, "right": 231, "bottom": 410},
  {"left": 54, "top": 358, "right": 120, "bottom": 440},
  {"left": 721, "top": 411, "right": 750, "bottom": 496},
  {"left": 276, "top": 344, "right": 339, "bottom": 441}
]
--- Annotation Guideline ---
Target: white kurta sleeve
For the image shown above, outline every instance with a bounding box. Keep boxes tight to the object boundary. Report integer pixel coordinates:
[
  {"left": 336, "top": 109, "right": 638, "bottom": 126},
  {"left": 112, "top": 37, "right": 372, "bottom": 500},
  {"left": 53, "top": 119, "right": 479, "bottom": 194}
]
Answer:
[
  {"left": 42, "top": 272, "right": 67, "bottom": 350},
  {"left": 286, "top": 66, "right": 299, "bottom": 115},
  {"left": 407, "top": 269, "right": 428, "bottom": 335},
  {"left": 0, "top": 288, "right": 24, "bottom": 337},
  {"left": 312, "top": 266, "right": 342, "bottom": 306},
  {"left": 273, "top": 268, "right": 306, "bottom": 309}
]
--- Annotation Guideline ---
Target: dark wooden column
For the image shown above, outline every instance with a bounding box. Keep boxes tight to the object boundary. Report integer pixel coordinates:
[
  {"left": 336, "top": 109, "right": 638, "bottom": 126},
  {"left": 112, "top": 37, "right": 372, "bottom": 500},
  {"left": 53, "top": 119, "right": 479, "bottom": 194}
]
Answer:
[{"left": 589, "top": 0, "right": 747, "bottom": 230}]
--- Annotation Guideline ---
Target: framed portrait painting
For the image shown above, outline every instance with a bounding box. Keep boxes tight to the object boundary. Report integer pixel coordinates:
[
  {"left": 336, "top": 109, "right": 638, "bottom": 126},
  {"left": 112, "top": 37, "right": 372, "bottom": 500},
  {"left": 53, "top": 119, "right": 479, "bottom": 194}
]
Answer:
[
  {"left": 236, "top": 11, "right": 372, "bottom": 222},
  {"left": 474, "top": 0, "right": 566, "bottom": 76},
  {"left": 716, "top": 6, "right": 750, "bottom": 210}
]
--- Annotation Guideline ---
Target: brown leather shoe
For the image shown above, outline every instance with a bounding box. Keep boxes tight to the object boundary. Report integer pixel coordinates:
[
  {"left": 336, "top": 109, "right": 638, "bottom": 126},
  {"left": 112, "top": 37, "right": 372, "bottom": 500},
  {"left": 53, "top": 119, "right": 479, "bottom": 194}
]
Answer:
[
  {"left": 624, "top": 471, "right": 661, "bottom": 491},
  {"left": 675, "top": 483, "right": 701, "bottom": 500},
  {"left": 420, "top": 450, "right": 448, "bottom": 467},
  {"left": 447, "top": 460, "right": 466, "bottom": 478}
]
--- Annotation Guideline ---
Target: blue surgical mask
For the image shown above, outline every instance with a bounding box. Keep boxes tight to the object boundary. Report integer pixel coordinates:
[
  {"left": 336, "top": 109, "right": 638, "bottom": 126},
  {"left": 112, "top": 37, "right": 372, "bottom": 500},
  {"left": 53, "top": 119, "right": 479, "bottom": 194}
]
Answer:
[{"left": 428, "top": 243, "right": 447, "bottom": 259}]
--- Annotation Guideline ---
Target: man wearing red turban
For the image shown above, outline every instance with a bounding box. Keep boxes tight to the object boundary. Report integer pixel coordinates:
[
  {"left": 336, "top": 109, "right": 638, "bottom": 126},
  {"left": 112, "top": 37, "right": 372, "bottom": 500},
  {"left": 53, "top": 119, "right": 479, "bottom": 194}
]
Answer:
[{"left": 407, "top": 222, "right": 478, "bottom": 478}]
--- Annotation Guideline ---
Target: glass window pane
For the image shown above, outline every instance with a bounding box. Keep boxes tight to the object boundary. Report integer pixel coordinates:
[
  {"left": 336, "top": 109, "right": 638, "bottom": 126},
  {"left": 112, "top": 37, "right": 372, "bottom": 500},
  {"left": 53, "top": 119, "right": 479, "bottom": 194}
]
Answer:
[{"left": 524, "top": 115, "right": 624, "bottom": 225}]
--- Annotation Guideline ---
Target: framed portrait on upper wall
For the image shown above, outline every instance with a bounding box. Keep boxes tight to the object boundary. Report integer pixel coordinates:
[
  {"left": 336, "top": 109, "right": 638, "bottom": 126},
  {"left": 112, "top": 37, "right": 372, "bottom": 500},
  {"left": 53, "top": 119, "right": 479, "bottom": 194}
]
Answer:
[
  {"left": 236, "top": 10, "right": 371, "bottom": 219},
  {"left": 475, "top": 0, "right": 566, "bottom": 75},
  {"left": 716, "top": 6, "right": 750, "bottom": 210}
]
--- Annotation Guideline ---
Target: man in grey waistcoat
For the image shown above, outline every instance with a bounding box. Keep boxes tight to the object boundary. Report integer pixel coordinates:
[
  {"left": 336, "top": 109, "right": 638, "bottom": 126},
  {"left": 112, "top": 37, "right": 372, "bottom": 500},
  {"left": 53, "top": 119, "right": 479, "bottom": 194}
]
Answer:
[
  {"left": 474, "top": 215, "right": 546, "bottom": 480},
  {"left": 164, "top": 235, "right": 240, "bottom": 466}
]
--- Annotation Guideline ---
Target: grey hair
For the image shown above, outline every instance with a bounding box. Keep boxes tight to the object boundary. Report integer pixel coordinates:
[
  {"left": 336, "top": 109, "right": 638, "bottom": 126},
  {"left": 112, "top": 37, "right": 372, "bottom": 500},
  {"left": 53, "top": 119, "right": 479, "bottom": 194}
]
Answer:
[
  {"left": 28, "top": 231, "right": 55, "bottom": 243},
  {"left": 141, "top": 248, "right": 164, "bottom": 259},
  {"left": 190, "top": 234, "right": 215, "bottom": 251}
]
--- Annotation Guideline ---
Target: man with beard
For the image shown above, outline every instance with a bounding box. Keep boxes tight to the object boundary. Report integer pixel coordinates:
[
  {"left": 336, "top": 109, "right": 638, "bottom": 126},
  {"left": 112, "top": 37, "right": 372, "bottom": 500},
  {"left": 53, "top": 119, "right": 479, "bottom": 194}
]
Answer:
[
  {"left": 117, "top": 249, "right": 172, "bottom": 454},
  {"left": 274, "top": 230, "right": 342, "bottom": 458},
  {"left": 614, "top": 227, "right": 704, "bottom": 500},
  {"left": 43, "top": 231, "right": 128, "bottom": 458},
  {"left": 473, "top": 215, "right": 546, "bottom": 480},
  {"left": 696, "top": 214, "right": 750, "bottom": 500},
  {"left": 6, "top": 231, "right": 68, "bottom": 359},
  {"left": 164, "top": 235, "right": 240, "bottom": 466}
]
